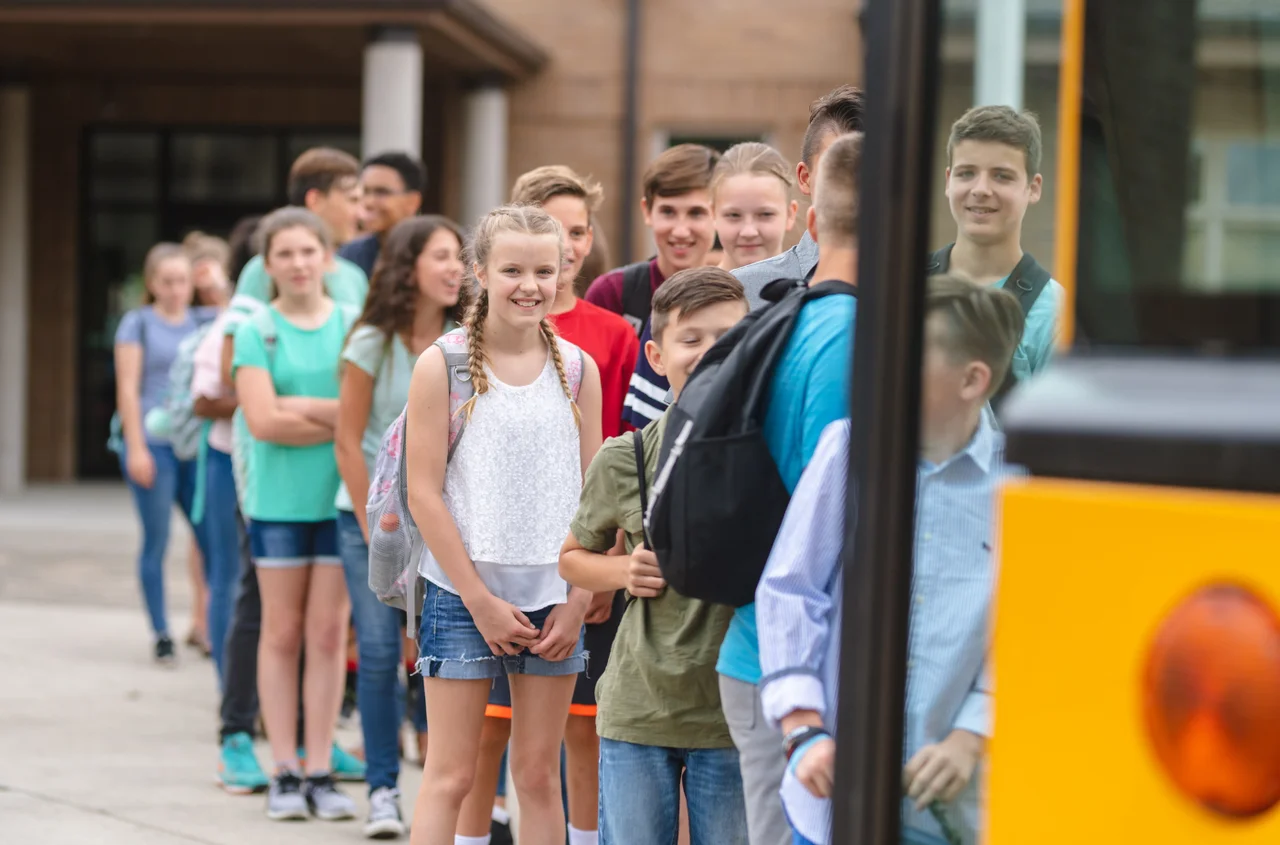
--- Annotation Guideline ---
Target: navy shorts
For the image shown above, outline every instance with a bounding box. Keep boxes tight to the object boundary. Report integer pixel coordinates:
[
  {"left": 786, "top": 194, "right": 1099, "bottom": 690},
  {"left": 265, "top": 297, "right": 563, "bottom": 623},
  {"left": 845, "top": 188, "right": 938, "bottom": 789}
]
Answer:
[
  {"left": 248, "top": 519, "right": 340, "bottom": 569},
  {"left": 416, "top": 581, "right": 587, "bottom": 681}
]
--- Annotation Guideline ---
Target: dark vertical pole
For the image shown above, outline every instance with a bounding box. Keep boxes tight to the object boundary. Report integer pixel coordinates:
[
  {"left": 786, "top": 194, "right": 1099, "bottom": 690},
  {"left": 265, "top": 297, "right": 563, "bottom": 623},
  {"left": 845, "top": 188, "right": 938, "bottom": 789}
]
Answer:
[
  {"left": 619, "top": 0, "right": 641, "bottom": 263},
  {"left": 833, "top": 0, "right": 941, "bottom": 842}
]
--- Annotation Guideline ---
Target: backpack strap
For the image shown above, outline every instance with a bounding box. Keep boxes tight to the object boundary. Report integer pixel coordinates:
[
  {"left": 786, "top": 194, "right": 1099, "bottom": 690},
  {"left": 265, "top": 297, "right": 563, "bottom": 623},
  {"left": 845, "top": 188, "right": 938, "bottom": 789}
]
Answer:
[
  {"left": 990, "top": 253, "right": 1053, "bottom": 407},
  {"left": 619, "top": 261, "right": 654, "bottom": 337},
  {"left": 1004, "top": 252, "right": 1052, "bottom": 318},
  {"left": 927, "top": 244, "right": 954, "bottom": 275},
  {"left": 632, "top": 429, "right": 652, "bottom": 551},
  {"left": 432, "top": 329, "right": 475, "bottom": 461},
  {"left": 556, "top": 337, "right": 586, "bottom": 400},
  {"left": 247, "top": 306, "right": 280, "bottom": 373}
]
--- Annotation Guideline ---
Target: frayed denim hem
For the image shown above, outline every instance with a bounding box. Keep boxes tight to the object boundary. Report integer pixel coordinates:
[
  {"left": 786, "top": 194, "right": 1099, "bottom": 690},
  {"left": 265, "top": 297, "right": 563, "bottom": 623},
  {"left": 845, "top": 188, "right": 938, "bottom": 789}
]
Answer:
[{"left": 415, "top": 649, "right": 589, "bottom": 681}]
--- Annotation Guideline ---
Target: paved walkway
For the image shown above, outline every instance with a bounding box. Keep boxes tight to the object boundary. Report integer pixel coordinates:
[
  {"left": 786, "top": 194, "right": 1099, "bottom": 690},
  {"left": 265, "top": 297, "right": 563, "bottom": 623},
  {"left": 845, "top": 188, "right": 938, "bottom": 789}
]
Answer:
[{"left": 0, "top": 484, "right": 425, "bottom": 844}]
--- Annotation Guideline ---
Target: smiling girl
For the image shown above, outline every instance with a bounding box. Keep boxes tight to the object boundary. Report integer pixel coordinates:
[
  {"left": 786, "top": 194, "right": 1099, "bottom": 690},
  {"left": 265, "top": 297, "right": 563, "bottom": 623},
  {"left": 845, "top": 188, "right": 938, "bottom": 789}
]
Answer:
[
  {"left": 232, "top": 207, "right": 360, "bottom": 823},
  {"left": 334, "top": 214, "right": 468, "bottom": 838},
  {"left": 711, "top": 142, "right": 798, "bottom": 273},
  {"left": 404, "top": 205, "right": 603, "bottom": 845}
]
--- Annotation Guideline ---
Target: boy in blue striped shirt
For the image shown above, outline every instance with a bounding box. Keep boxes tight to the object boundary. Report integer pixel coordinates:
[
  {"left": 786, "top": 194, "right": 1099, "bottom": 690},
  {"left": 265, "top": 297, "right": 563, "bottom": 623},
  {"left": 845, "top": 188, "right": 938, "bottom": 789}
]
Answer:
[{"left": 755, "top": 275, "right": 1026, "bottom": 845}]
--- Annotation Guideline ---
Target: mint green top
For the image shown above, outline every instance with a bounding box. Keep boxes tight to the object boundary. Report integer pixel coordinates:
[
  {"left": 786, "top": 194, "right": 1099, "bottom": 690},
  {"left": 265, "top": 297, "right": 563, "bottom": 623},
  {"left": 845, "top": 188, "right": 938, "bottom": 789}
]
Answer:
[
  {"left": 233, "top": 254, "right": 368, "bottom": 311},
  {"left": 232, "top": 306, "right": 346, "bottom": 523},
  {"left": 335, "top": 320, "right": 460, "bottom": 512}
]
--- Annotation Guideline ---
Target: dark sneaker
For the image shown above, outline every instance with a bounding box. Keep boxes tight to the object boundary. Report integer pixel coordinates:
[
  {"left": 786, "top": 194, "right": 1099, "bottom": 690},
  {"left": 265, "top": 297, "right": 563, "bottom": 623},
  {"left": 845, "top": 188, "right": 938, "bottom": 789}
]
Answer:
[
  {"left": 266, "top": 772, "right": 308, "bottom": 821},
  {"left": 305, "top": 773, "right": 356, "bottom": 821},
  {"left": 364, "top": 786, "right": 406, "bottom": 839},
  {"left": 491, "top": 816, "right": 514, "bottom": 845},
  {"left": 154, "top": 636, "right": 176, "bottom": 666}
]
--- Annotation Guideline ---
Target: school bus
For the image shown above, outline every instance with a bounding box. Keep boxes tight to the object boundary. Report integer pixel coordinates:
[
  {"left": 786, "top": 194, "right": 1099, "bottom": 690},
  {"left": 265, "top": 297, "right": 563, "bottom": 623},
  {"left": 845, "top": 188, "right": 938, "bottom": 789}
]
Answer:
[{"left": 833, "top": 1, "right": 1280, "bottom": 843}]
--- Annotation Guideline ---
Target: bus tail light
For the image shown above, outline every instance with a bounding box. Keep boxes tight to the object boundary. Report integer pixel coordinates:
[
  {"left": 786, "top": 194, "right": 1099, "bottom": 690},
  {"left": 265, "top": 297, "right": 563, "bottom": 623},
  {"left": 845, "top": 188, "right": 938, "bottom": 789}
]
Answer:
[{"left": 1142, "top": 584, "right": 1280, "bottom": 819}]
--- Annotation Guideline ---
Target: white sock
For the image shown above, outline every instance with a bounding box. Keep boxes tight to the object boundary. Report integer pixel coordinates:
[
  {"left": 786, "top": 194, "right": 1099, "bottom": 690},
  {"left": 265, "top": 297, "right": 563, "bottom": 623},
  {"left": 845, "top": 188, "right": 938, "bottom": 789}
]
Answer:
[
  {"left": 454, "top": 836, "right": 490, "bottom": 845},
  {"left": 568, "top": 825, "right": 599, "bottom": 845},
  {"left": 491, "top": 805, "right": 510, "bottom": 825}
]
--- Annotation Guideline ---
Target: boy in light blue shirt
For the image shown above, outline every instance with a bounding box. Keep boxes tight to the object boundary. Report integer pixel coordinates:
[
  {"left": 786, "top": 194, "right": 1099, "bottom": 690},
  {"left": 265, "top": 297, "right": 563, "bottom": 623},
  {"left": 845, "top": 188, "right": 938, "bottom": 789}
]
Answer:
[
  {"left": 756, "top": 275, "right": 1026, "bottom": 845},
  {"left": 934, "top": 105, "right": 1063, "bottom": 384},
  {"left": 716, "top": 132, "right": 862, "bottom": 845}
]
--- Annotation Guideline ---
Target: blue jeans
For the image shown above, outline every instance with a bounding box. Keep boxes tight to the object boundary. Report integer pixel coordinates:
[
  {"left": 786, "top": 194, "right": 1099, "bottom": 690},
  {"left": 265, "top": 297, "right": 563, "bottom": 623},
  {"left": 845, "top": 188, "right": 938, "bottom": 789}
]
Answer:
[
  {"left": 338, "top": 510, "right": 424, "bottom": 791},
  {"left": 201, "top": 448, "right": 240, "bottom": 681},
  {"left": 598, "top": 738, "right": 748, "bottom": 845},
  {"left": 122, "top": 442, "right": 198, "bottom": 637}
]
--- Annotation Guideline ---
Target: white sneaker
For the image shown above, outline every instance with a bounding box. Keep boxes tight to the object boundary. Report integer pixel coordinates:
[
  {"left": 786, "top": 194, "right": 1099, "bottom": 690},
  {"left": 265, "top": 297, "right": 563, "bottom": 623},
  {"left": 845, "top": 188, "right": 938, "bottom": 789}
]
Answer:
[
  {"left": 364, "top": 786, "right": 407, "bottom": 839},
  {"left": 304, "top": 774, "right": 356, "bottom": 821},
  {"left": 266, "top": 772, "right": 308, "bottom": 821}
]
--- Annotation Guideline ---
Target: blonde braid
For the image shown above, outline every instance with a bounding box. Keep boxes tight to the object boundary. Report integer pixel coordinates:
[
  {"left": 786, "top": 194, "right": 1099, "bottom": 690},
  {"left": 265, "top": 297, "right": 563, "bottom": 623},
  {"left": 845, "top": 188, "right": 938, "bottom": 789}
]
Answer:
[
  {"left": 458, "top": 289, "right": 490, "bottom": 423},
  {"left": 540, "top": 318, "right": 582, "bottom": 429}
]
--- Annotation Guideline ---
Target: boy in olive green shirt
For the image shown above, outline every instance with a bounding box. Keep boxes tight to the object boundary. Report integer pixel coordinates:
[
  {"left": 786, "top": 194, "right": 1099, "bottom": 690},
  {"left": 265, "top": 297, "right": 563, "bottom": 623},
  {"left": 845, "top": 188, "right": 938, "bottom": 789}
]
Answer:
[{"left": 560, "top": 267, "right": 751, "bottom": 845}]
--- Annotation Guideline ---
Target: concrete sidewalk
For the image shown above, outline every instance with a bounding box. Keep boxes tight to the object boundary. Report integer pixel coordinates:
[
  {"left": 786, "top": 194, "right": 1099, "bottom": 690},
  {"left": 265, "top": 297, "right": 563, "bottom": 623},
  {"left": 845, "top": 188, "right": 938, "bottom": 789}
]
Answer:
[{"left": 0, "top": 485, "right": 423, "bottom": 844}]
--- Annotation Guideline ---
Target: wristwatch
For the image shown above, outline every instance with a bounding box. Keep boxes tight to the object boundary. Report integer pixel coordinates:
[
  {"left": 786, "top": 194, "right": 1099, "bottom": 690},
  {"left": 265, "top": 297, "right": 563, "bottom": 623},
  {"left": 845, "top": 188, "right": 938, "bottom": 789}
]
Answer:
[{"left": 783, "top": 725, "right": 831, "bottom": 760}]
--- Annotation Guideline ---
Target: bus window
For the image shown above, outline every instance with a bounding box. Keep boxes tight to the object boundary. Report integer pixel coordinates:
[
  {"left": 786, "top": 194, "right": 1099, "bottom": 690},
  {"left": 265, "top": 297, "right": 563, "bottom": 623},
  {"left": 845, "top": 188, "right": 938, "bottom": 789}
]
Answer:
[{"left": 1075, "top": 0, "right": 1280, "bottom": 350}]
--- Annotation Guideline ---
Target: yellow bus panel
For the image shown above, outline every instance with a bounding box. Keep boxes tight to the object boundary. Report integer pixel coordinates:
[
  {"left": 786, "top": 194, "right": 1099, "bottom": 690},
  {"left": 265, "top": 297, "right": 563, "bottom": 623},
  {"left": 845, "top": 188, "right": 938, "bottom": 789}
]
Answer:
[{"left": 988, "top": 478, "right": 1280, "bottom": 844}]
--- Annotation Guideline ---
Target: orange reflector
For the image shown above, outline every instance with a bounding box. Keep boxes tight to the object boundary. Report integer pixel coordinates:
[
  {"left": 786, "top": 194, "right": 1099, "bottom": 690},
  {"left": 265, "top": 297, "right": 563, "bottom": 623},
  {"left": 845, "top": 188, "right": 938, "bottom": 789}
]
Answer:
[{"left": 1143, "top": 585, "right": 1280, "bottom": 818}]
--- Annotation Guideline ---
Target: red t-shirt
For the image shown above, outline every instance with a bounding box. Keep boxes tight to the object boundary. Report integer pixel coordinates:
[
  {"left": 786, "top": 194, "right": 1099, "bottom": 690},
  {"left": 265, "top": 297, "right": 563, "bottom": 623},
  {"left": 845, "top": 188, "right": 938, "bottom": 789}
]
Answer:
[{"left": 551, "top": 298, "right": 641, "bottom": 440}]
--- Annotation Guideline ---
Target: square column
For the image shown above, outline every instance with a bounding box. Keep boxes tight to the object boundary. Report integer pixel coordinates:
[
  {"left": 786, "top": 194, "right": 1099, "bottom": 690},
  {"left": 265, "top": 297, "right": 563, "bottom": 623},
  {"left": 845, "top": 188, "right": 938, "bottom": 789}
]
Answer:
[
  {"left": 363, "top": 26, "right": 424, "bottom": 158},
  {"left": 0, "top": 87, "right": 30, "bottom": 495},
  {"left": 461, "top": 78, "right": 509, "bottom": 227},
  {"left": 975, "top": 0, "right": 1026, "bottom": 109}
]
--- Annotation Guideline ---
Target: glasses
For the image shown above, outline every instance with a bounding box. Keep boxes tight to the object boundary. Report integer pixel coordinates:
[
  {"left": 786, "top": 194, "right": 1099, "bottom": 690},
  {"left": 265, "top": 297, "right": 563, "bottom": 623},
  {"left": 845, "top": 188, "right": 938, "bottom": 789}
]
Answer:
[{"left": 363, "top": 186, "right": 415, "bottom": 199}]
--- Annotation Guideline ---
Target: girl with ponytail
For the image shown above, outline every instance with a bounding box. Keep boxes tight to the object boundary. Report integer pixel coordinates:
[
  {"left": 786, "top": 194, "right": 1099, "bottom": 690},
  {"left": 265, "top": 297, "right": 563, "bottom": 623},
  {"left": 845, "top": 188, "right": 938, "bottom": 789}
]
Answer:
[{"left": 403, "top": 204, "right": 603, "bottom": 845}]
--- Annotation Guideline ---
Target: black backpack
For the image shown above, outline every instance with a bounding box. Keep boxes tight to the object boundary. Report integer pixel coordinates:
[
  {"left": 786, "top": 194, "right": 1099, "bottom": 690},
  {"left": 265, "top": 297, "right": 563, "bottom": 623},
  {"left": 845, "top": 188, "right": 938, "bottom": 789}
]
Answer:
[
  {"left": 619, "top": 260, "right": 654, "bottom": 337},
  {"left": 927, "top": 245, "right": 1051, "bottom": 406},
  {"left": 646, "top": 278, "right": 856, "bottom": 607}
]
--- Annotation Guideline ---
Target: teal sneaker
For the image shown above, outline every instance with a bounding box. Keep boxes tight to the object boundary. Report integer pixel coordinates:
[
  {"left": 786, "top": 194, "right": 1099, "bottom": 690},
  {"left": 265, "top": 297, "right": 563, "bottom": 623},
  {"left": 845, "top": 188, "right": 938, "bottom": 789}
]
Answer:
[
  {"left": 330, "top": 743, "right": 367, "bottom": 783},
  {"left": 297, "top": 743, "right": 367, "bottom": 783},
  {"left": 217, "top": 732, "right": 270, "bottom": 794}
]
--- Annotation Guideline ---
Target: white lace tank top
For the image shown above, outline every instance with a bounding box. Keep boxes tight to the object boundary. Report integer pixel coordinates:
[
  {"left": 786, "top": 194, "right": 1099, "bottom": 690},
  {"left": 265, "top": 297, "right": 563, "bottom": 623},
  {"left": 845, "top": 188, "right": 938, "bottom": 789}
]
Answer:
[{"left": 418, "top": 341, "right": 583, "bottom": 611}]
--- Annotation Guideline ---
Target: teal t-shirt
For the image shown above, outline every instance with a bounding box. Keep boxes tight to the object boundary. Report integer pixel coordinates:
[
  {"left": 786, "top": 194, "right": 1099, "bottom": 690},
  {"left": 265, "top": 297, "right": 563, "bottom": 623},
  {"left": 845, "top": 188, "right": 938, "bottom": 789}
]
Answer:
[
  {"left": 232, "top": 306, "right": 346, "bottom": 523},
  {"left": 233, "top": 254, "right": 368, "bottom": 311},
  {"left": 717, "top": 292, "right": 856, "bottom": 685},
  {"left": 995, "top": 276, "right": 1064, "bottom": 381},
  {"left": 334, "top": 321, "right": 459, "bottom": 512}
]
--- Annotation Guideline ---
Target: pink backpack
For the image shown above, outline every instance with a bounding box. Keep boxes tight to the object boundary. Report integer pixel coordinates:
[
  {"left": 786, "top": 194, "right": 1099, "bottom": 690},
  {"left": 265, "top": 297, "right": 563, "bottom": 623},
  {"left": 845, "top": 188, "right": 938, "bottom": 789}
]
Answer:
[{"left": 365, "top": 328, "right": 584, "bottom": 633}]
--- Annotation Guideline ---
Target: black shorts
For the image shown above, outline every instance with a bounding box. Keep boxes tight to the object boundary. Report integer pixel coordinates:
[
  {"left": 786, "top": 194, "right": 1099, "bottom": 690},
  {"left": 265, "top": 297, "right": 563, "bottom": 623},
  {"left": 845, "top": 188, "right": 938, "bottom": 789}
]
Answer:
[{"left": 486, "top": 591, "right": 627, "bottom": 718}]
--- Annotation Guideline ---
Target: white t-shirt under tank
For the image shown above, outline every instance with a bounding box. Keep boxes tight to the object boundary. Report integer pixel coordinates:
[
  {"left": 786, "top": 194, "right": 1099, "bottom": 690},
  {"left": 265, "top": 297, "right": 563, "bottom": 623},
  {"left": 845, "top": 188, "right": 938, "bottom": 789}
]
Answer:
[{"left": 418, "top": 341, "right": 583, "bottom": 611}]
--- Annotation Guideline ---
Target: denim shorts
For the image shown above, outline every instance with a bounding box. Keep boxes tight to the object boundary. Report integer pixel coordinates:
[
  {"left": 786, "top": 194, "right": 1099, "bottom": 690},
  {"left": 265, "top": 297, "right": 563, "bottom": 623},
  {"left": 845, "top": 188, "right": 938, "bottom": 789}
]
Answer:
[
  {"left": 248, "top": 519, "right": 340, "bottom": 569},
  {"left": 416, "top": 581, "right": 587, "bottom": 681}
]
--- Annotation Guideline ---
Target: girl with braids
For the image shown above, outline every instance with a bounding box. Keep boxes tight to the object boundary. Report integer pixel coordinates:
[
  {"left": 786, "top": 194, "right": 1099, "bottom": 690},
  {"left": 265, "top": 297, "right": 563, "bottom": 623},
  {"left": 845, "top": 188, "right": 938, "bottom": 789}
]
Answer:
[
  {"left": 463, "top": 166, "right": 638, "bottom": 845},
  {"left": 334, "top": 214, "right": 467, "bottom": 838},
  {"left": 404, "top": 204, "right": 603, "bottom": 845}
]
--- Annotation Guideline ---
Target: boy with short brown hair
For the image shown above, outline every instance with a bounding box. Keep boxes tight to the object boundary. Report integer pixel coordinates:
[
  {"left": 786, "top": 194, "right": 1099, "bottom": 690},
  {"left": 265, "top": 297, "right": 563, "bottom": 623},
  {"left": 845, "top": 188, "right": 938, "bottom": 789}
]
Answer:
[
  {"left": 585, "top": 143, "right": 721, "bottom": 331},
  {"left": 560, "top": 266, "right": 751, "bottom": 845},
  {"left": 585, "top": 143, "right": 721, "bottom": 431},
  {"left": 230, "top": 147, "right": 367, "bottom": 310},
  {"left": 934, "top": 105, "right": 1063, "bottom": 393}
]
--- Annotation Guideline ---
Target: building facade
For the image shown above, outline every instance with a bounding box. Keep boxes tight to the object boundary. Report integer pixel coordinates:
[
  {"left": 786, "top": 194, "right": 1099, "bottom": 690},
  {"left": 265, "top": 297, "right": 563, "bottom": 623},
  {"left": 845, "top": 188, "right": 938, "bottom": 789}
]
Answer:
[
  {"left": 4, "top": 0, "right": 1273, "bottom": 485},
  {"left": 0, "top": 0, "right": 862, "bottom": 486}
]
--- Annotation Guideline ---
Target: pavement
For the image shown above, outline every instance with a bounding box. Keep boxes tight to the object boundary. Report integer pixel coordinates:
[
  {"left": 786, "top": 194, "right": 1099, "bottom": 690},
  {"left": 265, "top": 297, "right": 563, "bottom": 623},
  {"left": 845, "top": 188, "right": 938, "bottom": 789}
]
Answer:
[{"left": 0, "top": 483, "right": 428, "bottom": 844}]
